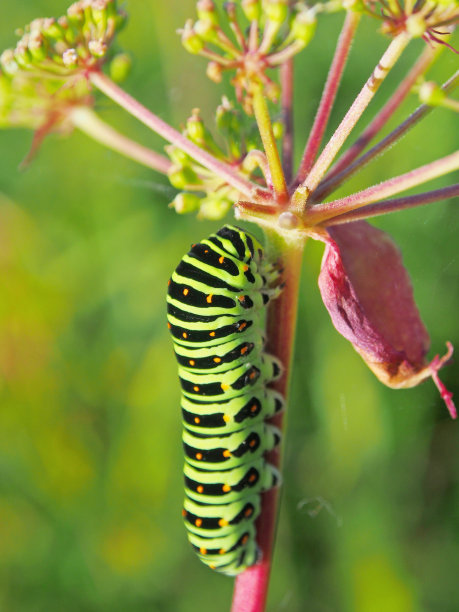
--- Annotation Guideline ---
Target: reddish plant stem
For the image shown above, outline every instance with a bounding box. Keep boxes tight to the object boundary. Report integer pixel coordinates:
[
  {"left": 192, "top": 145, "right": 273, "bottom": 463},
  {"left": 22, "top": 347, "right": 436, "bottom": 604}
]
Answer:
[
  {"left": 311, "top": 69, "right": 459, "bottom": 203},
  {"left": 321, "top": 183, "right": 459, "bottom": 226},
  {"left": 305, "top": 150, "right": 459, "bottom": 224},
  {"left": 89, "top": 70, "right": 265, "bottom": 200},
  {"left": 231, "top": 233, "right": 305, "bottom": 612},
  {"left": 295, "top": 11, "right": 360, "bottom": 185},
  {"left": 296, "top": 33, "right": 410, "bottom": 203},
  {"left": 280, "top": 58, "right": 294, "bottom": 185},
  {"left": 323, "top": 44, "right": 438, "bottom": 184}
]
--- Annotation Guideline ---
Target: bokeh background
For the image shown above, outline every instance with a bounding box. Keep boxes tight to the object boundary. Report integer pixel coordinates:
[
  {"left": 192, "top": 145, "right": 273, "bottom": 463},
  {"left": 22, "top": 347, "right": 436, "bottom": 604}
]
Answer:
[{"left": 0, "top": 2, "right": 458, "bottom": 611}]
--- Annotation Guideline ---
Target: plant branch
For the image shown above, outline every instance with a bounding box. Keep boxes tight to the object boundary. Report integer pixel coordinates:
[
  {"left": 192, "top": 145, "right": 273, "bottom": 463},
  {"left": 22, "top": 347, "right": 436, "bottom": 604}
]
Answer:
[
  {"left": 311, "top": 69, "right": 459, "bottom": 203},
  {"left": 89, "top": 70, "right": 264, "bottom": 199},
  {"left": 323, "top": 44, "right": 439, "bottom": 184},
  {"left": 252, "top": 87, "right": 289, "bottom": 203},
  {"left": 295, "top": 11, "right": 360, "bottom": 185},
  {"left": 294, "top": 33, "right": 410, "bottom": 208},
  {"left": 305, "top": 150, "right": 459, "bottom": 224},
  {"left": 231, "top": 231, "right": 306, "bottom": 612},
  {"left": 281, "top": 58, "right": 294, "bottom": 185},
  {"left": 321, "top": 183, "right": 459, "bottom": 226},
  {"left": 70, "top": 106, "right": 172, "bottom": 174}
]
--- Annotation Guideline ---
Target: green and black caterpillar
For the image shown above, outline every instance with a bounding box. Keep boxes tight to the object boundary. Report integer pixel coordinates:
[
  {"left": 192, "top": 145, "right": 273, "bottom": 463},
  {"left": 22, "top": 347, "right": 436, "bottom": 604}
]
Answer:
[{"left": 167, "top": 225, "right": 284, "bottom": 576}]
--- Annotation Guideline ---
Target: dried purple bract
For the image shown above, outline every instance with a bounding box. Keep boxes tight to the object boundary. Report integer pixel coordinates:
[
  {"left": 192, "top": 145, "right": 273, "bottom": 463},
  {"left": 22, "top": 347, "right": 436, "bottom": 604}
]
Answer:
[{"left": 318, "top": 220, "right": 456, "bottom": 419}]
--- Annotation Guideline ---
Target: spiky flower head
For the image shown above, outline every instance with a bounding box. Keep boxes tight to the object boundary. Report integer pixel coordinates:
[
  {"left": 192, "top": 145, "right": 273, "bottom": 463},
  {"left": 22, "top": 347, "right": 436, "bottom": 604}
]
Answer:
[{"left": 363, "top": 0, "right": 459, "bottom": 50}]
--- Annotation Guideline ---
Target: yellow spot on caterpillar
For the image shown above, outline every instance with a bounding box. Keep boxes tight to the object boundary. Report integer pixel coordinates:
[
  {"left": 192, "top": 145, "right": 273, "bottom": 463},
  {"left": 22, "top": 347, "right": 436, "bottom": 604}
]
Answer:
[
  {"left": 209, "top": 331, "right": 216, "bottom": 337},
  {"left": 241, "top": 346, "right": 248, "bottom": 355},
  {"left": 194, "top": 417, "right": 201, "bottom": 424},
  {"left": 197, "top": 485, "right": 204, "bottom": 493},
  {"left": 204, "top": 249, "right": 209, "bottom": 254},
  {"left": 245, "top": 508, "right": 252, "bottom": 517},
  {"left": 249, "top": 371, "right": 256, "bottom": 380},
  {"left": 206, "top": 294, "right": 213, "bottom": 304},
  {"left": 242, "top": 535, "right": 249, "bottom": 545},
  {"left": 183, "top": 288, "right": 189, "bottom": 296},
  {"left": 168, "top": 279, "right": 171, "bottom": 285},
  {"left": 223, "top": 450, "right": 231, "bottom": 458},
  {"left": 221, "top": 383, "right": 230, "bottom": 391},
  {"left": 209, "top": 564, "right": 216, "bottom": 570},
  {"left": 223, "top": 415, "right": 230, "bottom": 423},
  {"left": 193, "top": 386, "right": 200, "bottom": 392},
  {"left": 218, "top": 519, "right": 229, "bottom": 527},
  {"left": 219, "top": 256, "right": 225, "bottom": 264},
  {"left": 200, "top": 547, "right": 207, "bottom": 555},
  {"left": 219, "top": 549, "right": 226, "bottom": 555},
  {"left": 213, "top": 357, "right": 222, "bottom": 363},
  {"left": 238, "top": 295, "right": 245, "bottom": 302},
  {"left": 243, "top": 265, "right": 249, "bottom": 271},
  {"left": 196, "top": 453, "right": 203, "bottom": 460},
  {"left": 249, "top": 439, "right": 256, "bottom": 448},
  {"left": 195, "top": 518, "right": 202, "bottom": 527},
  {"left": 249, "top": 474, "right": 256, "bottom": 483},
  {"left": 183, "top": 332, "right": 188, "bottom": 339},
  {"left": 250, "top": 404, "right": 257, "bottom": 413},
  {"left": 239, "top": 322, "right": 247, "bottom": 331},
  {"left": 222, "top": 484, "right": 231, "bottom": 492},
  {"left": 182, "top": 509, "right": 187, "bottom": 517},
  {"left": 189, "top": 360, "right": 196, "bottom": 366},
  {"left": 167, "top": 323, "right": 171, "bottom": 329}
]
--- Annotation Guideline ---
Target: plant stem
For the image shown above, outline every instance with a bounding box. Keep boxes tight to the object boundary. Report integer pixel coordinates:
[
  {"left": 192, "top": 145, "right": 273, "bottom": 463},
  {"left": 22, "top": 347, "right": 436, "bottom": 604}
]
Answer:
[
  {"left": 89, "top": 70, "right": 263, "bottom": 199},
  {"left": 296, "top": 11, "right": 360, "bottom": 185},
  {"left": 323, "top": 44, "right": 439, "bottom": 184},
  {"left": 294, "top": 33, "right": 410, "bottom": 206},
  {"left": 305, "top": 150, "right": 459, "bottom": 224},
  {"left": 311, "top": 69, "right": 459, "bottom": 203},
  {"left": 321, "top": 183, "right": 459, "bottom": 226},
  {"left": 280, "top": 58, "right": 294, "bottom": 185},
  {"left": 252, "top": 88, "right": 289, "bottom": 203},
  {"left": 69, "top": 106, "right": 172, "bottom": 174},
  {"left": 231, "top": 231, "right": 306, "bottom": 612}
]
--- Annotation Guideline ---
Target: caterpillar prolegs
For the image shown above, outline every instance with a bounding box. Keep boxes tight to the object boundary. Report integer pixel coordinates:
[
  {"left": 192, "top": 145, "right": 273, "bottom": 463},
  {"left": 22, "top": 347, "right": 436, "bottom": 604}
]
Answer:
[{"left": 167, "top": 225, "right": 284, "bottom": 576}]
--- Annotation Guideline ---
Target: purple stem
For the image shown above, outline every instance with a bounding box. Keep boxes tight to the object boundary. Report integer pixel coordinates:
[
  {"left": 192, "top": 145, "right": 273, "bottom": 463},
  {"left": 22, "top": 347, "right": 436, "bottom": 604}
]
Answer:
[
  {"left": 295, "top": 11, "right": 360, "bottom": 185},
  {"left": 323, "top": 44, "right": 438, "bottom": 184},
  {"left": 311, "top": 69, "right": 459, "bottom": 203},
  {"left": 321, "top": 183, "right": 459, "bottom": 226},
  {"left": 305, "top": 151, "right": 459, "bottom": 224}
]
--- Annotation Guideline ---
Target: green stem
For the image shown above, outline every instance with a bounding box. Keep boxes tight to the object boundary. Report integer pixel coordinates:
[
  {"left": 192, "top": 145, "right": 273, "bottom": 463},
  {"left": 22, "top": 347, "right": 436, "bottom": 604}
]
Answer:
[
  {"left": 70, "top": 107, "right": 172, "bottom": 174},
  {"left": 252, "top": 88, "right": 289, "bottom": 203},
  {"left": 231, "top": 230, "right": 306, "bottom": 612}
]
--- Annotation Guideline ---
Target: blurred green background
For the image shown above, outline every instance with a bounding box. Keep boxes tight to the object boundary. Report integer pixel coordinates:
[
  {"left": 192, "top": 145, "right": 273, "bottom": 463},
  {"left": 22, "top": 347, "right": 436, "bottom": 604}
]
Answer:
[{"left": 0, "top": 2, "right": 458, "bottom": 611}]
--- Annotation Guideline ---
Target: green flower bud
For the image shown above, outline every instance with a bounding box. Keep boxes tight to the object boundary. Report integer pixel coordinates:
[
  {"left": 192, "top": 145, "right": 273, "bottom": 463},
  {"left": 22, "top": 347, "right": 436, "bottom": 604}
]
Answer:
[
  {"left": 109, "top": 53, "right": 132, "bottom": 82},
  {"left": 198, "top": 195, "right": 232, "bottom": 220},
  {"left": 186, "top": 108, "right": 207, "bottom": 144},
  {"left": 166, "top": 146, "right": 192, "bottom": 166},
  {"left": 263, "top": 0, "right": 289, "bottom": 24},
  {"left": 13, "top": 41, "right": 33, "bottom": 69},
  {"left": 242, "top": 0, "right": 261, "bottom": 21},
  {"left": 194, "top": 19, "right": 219, "bottom": 44},
  {"left": 272, "top": 120, "right": 283, "bottom": 140},
  {"left": 170, "top": 192, "right": 201, "bottom": 214},
  {"left": 168, "top": 165, "right": 202, "bottom": 189},
  {"left": 181, "top": 20, "right": 205, "bottom": 54},
  {"left": 291, "top": 9, "right": 317, "bottom": 46},
  {"left": 196, "top": 0, "right": 219, "bottom": 25},
  {"left": 418, "top": 81, "right": 446, "bottom": 106},
  {"left": 27, "top": 31, "right": 48, "bottom": 62}
]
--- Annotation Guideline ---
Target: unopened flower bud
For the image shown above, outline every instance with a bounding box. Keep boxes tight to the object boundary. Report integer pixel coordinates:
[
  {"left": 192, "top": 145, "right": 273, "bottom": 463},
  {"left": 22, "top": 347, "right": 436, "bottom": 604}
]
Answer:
[
  {"left": 194, "top": 18, "right": 218, "bottom": 43},
  {"left": 1, "top": 50, "right": 19, "bottom": 75},
  {"left": 263, "top": 0, "right": 289, "bottom": 24},
  {"left": 170, "top": 192, "right": 201, "bottom": 214},
  {"left": 418, "top": 81, "right": 446, "bottom": 106},
  {"left": 206, "top": 60, "right": 223, "bottom": 82},
  {"left": 272, "top": 120, "right": 283, "bottom": 139},
  {"left": 109, "top": 52, "right": 132, "bottom": 82},
  {"left": 168, "top": 165, "right": 201, "bottom": 189},
  {"left": 88, "top": 39, "right": 107, "bottom": 57},
  {"left": 62, "top": 48, "right": 79, "bottom": 67},
  {"left": 242, "top": 0, "right": 261, "bottom": 21},
  {"left": 197, "top": 0, "right": 219, "bottom": 25},
  {"left": 181, "top": 20, "right": 205, "bottom": 54},
  {"left": 198, "top": 195, "right": 232, "bottom": 220},
  {"left": 186, "top": 108, "right": 206, "bottom": 144},
  {"left": 291, "top": 9, "right": 317, "bottom": 46}
]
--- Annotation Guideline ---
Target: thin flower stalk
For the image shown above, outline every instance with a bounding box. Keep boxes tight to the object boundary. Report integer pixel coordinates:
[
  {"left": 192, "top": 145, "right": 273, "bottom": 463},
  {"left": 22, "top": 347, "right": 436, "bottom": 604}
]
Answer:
[
  {"left": 311, "top": 69, "right": 459, "bottom": 203},
  {"left": 305, "top": 151, "right": 459, "bottom": 225},
  {"left": 296, "top": 11, "right": 361, "bottom": 185},
  {"left": 321, "top": 183, "right": 459, "bottom": 226},
  {"left": 280, "top": 58, "right": 294, "bottom": 185},
  {"left": 252, "top": 87, "right": 289, "bottom": 203},
  {"left": 295, "top": 32, "right": 410, "bottom": 207},
  {"left": 323, "top": 43, "right": 440, "bottom": 184},
  {"left": 89, "top": 70, "right": 265, "bottom": 200},
  {"left": 70, "top": 106, "right": 172, "bottom": 174}
]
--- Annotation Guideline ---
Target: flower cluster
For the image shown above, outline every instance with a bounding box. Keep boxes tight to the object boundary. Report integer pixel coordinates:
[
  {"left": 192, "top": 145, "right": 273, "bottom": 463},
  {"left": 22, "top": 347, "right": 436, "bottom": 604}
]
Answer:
[
  {"left": 168, "top": 99, "right": 270, "bottom": 219},
  {"left": 179, "top": 0, "right": 318, "bottom": 113},
  {"left": 363, "top": 0, "right": 459, "bottom": 49}
]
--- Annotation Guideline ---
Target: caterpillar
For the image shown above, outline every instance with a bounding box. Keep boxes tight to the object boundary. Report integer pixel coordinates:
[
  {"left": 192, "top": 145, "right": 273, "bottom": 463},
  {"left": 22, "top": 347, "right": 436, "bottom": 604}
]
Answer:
[{"left": 166, "top": 225, "right": 284, "bottom": 576}]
